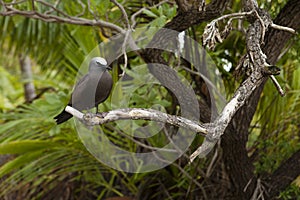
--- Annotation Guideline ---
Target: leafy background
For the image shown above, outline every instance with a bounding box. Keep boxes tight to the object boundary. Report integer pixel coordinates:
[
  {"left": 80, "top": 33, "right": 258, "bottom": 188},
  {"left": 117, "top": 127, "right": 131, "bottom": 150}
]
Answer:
[{"left": 0, "top": 0, "right": 299, "bottom": 199}]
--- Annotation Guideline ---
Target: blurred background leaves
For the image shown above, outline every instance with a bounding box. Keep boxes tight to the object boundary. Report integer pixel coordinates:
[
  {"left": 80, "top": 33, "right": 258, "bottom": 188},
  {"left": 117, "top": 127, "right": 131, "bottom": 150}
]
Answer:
[{"left": 0, "top": 0, "right": 299, "bottom": 199}]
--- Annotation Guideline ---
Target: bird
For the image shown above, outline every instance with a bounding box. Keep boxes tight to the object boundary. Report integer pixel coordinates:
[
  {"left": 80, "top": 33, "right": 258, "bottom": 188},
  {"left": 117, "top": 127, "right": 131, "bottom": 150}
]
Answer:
[{"left": 54, "top": 57, "right": 113, "bottom": 124}]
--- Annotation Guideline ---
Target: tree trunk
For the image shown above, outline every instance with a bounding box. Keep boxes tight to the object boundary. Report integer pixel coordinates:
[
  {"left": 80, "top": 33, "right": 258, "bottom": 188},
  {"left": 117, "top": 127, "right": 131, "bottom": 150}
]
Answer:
[
  {"left": 219, "top": 0, "right": 300, "bottom": 199},
  {"left": 19, "top": 54, "right": 36, "bottom": 103}
]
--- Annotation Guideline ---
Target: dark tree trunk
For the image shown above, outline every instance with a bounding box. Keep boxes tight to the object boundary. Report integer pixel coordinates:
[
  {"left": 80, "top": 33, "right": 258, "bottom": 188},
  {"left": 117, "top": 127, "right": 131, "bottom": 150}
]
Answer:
[
  {"left": 141, "top": 0, "right": 300, "bottom": 199},
  {"left": 220, "top": 0, "right": 300, "bottom": 199},
  {"left": 266, "top": 149, "right": 300, "bottom": 198}
]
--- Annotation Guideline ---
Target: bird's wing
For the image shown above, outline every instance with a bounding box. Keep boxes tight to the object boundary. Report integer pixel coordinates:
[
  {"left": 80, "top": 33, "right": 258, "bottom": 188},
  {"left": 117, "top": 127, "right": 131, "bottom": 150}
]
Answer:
[
  {"left": 71, "top": 73, "right": 108, "bottom": 110},
  {"left": 69, "top": 71, "right": 112, "bottom": 110},
  {"left": 95, "top": 71, "right": 113, "bottom": 105},
  {"left": 73, "top": 74, "right": 89, "bottom": 90},
  {"left": 68, "top": 74, "right": 89, "bottom": 106}
]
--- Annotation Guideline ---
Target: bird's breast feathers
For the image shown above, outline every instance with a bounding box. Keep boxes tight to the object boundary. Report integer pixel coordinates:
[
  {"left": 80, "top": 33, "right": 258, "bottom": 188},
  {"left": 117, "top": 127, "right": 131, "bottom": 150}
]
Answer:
[{"left": 71, "top": 71, "right": 112, "bottom": 110}]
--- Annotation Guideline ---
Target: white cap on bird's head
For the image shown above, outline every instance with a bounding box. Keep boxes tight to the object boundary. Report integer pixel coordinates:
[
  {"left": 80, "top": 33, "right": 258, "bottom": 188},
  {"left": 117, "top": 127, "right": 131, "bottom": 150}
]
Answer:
[{"left": 89, "top": 57, "right": 110, "bottom": 71}]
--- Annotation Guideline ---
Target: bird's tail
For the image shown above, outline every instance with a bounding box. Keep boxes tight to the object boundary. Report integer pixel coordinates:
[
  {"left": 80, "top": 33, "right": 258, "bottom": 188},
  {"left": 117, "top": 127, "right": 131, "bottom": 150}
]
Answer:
[{"left": 54, "top": 110, "right": 73, "bottom": 124}]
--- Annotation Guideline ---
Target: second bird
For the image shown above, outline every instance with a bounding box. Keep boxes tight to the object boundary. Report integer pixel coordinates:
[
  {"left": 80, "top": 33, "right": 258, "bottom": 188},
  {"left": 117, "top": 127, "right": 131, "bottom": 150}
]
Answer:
[{"left": 54, "top": 57, "right": 113, "bottom": 124}]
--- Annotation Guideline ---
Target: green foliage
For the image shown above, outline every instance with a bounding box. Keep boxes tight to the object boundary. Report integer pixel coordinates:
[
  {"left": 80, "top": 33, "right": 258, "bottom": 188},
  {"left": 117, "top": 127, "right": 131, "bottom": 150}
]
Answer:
[
  {"left": 0, "top": 0, "right": 299, "bottom": 199},
  {"left": 0, "top": 66, "right": 23, "bottom": 111},
  {"left": 0, "top": 88, "right": 140, "bottom": 198},
  {"left": 279, "top": 184, "right": 300, "bottom": 200},
  {"left": 250, "top": 37, "right": 300, "bottom": 175},
  {"left": 139, "top": 3, "right": 177, "bottom": 28}
]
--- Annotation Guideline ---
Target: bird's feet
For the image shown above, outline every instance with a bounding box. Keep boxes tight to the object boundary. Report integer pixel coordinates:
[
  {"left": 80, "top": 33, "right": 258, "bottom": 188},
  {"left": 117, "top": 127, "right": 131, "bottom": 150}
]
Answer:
[{"left": 96, "top": 112, "right": 108, "bottom": 118}]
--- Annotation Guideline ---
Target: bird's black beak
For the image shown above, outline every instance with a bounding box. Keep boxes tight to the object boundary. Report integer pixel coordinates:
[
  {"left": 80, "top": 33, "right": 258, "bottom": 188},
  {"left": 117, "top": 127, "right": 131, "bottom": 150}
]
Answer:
[{"left": 106, "top": 66, "right": 112, "bottom": 70}]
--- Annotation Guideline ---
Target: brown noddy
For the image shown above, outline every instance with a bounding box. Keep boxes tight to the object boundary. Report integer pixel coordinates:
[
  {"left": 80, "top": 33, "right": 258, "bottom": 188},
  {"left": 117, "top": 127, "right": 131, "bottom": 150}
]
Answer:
[{"left": 54, "top": 57, "right": 113, "bottom": 124}]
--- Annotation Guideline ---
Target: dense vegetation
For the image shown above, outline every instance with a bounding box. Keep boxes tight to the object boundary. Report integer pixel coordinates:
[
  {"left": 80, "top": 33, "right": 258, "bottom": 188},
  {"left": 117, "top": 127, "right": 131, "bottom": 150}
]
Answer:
[{"left": 0, "top": 0, "right": 299, "bottom": 199}]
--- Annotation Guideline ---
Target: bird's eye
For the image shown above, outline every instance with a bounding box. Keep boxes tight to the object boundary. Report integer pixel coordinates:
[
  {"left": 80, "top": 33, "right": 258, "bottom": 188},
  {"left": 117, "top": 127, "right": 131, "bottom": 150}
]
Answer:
[{"left": 96, "top": 61, "right": 101, "bottom": 65}]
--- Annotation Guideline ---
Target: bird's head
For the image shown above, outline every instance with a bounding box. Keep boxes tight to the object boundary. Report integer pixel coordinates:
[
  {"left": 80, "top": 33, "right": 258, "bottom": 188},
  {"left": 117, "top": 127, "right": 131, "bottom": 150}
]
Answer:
[{"left": 89, "top": 57, "right": 111, "bottom": 72}]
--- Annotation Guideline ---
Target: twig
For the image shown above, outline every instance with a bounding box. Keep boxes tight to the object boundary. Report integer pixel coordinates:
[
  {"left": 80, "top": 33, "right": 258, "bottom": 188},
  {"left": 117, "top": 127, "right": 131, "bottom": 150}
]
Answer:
[
  {"left": 250, "top": 178, "right": 266, "bottom": 200},
  {"left": 172, "top": 162, "right": 208, "bottom": 199},
  {"left": 3, "top": 0, "right": 27, "bottom": 6},
  {"left": 253, "top": 9, "right": 266, "bottom": 44},
  {"left": 190, "top": 138, "right": 217, "bottom": 162},
  {"left": 110, "top": 0, "right": 130, "bottom": 28},
  {"left": 120, "top": 30, "right": 130, "bottom": 77},
  {"left": 208, "top": 10, "right": 254, "bottom": 24},
  {"left": 205, "top": 143, "right": 219, "bottom": 177},
  {"left": 87, "top": 0, "right": 97, "bottom": 19},
  {"left": 44, "top": 0, "right": 62, "bottom": 15},
  {"left": 202, "top": 10, "right": 254, "bottom": 49},
  {"left": 64, "top": 62, "right": 267, "bottom": 163},
  {"left": 110, "top": 0, "right": 131, "bottom": 76},
  {"left": 0, "top": 1, "right": 125, "bottom": 34},
  {"left": 244, "top": 177, "right": 253, "bottom": 192},
  {"left": 74, "top": 0, "right": 86, "bottom": 17},
  {"left": 269, "top": 75, "right": 285, "bottom": 96},
  {"left": 270, "top": 23, "right": 297, "bottom": 34},
  {"left": 53, "top": 0, "right": 61, "bottom": 8},
  {"left": 35, "top": 0, "right": 75, "bottom": 18},
  {"left": 0, "top": 0, "right": 6, "bottom": 11},
  {"left": 0, "top": 0, "right": 143, "bottom": 56}
]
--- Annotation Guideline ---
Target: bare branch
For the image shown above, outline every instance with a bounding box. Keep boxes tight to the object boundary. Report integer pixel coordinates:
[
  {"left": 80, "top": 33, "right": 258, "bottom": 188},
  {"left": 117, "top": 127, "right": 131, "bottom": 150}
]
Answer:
[
  {"left": 0, "top": 0, "right": 6, "bottom": 11},
  {"left": 75, "top": 0, "right": 86, "bottom": 17},
  {"left": 270, "top": 23, "right": 297, "bottom": 34},
  {"left": 110, "top": 0, "right": 131, "bottom": 76},
  {"left": 110, "top": 0, "right": 130, "bottom": 29},
  {"left": 249, "top": 178, "right": 267, "bottom": 200},
  {"left": 202, "top": 11, "right": 254, "bottom": 49},
  {"left": 253, "top": 9, "right": 267, "bottom": 44},
  {"left": 190, "top": 68, "right": 266, "bottom": 161},
  {"left": 86, "top": 0, "right": 100, "bottom": 20},
  {"left": 269, "top": 75, "right": 285, "bottom": 96},
  {"left": 34, "top": 0, "right": 74, "bottom": 18},
  {"left": 209, "top": 10, "right": 254, "bottom": 23},
  {"left": 65, "top": 106, "right": 209, "bottom": 135},
  {"left": 0, "top": 0, "right": 125, "bottom": 34},
  {"left": 44, "top": 0, "right": 62, "bottom": 15},
  {"left": 1, "top": 0, "right": 27, "bottom": 6}
]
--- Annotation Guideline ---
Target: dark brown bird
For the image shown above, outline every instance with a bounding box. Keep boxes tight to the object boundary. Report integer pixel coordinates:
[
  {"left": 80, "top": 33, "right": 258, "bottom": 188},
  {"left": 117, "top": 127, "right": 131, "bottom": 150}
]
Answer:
[{"left": 54, "top": 57, "right": 113, "bottom": 124}]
